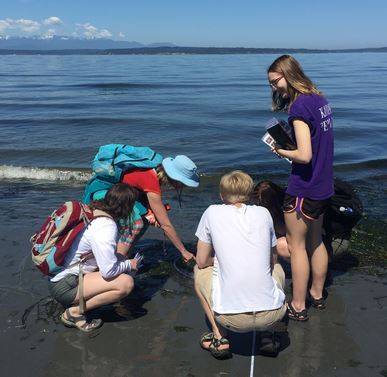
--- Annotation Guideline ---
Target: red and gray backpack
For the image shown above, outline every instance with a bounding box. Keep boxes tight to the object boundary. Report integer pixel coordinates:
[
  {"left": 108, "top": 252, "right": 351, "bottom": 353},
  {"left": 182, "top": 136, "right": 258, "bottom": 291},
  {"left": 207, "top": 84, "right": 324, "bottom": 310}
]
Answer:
[{"left": 30, "top": 201, "right": 94, "bottom": 276}]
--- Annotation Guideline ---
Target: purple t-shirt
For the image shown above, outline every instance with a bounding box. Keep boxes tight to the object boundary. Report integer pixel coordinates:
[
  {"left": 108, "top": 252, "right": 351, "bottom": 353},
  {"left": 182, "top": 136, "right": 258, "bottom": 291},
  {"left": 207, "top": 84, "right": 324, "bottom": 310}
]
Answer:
[{"left": 286, "top": 93, "right": 334, "bottom": 200}]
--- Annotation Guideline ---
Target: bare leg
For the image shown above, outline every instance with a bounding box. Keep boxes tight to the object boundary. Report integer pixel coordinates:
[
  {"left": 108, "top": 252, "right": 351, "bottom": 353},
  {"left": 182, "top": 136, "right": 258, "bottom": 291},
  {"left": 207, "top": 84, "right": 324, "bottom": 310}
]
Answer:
[
  {"left": 194, "top": 274, "right": 228, "bottom": 351},
  {"left": 65, "top": 272, "right": 134, "bottom": 325},
  {"left": 285, "top": 211, "right": 310, "bottom": 312},
  {"left": 276, "top": 236, "right": 291, "bottom": 261},
  {"left": 308, "top": 215, "right": 328, "bottom": 299}
]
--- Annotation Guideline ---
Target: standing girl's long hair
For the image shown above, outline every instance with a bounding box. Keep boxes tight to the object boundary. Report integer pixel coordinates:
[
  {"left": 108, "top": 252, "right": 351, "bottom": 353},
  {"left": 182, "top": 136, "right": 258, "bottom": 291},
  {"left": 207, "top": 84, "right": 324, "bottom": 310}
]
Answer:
[{"left": 268, "top": 55, "right": 321, "bottom": 111}]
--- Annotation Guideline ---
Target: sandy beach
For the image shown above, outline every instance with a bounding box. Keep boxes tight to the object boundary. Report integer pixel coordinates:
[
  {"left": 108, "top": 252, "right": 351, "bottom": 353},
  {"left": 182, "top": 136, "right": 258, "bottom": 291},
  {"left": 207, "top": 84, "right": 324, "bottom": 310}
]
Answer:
[{"left": 1, "top": 224, "right": 386, "bottom": 377}]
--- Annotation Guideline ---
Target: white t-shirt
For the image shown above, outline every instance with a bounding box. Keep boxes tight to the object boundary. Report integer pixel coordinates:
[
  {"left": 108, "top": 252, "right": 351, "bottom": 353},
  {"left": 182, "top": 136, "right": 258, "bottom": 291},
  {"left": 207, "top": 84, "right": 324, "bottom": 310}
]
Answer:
[
  {"left": 195, "top": 204, "right": 285, "bottom": 314},
  {"left": 51, "top": 217, "right": 131, "bottom": 282}
]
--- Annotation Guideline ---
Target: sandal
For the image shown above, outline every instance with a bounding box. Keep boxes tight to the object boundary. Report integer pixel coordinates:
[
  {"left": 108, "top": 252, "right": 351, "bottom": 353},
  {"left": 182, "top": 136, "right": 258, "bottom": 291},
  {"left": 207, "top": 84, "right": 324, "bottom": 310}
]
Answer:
[
  {"left": 60, "top": 308, "right": 103, "bottom": 333},
  {"left": 259, "top": 331, "right": 280, "bottom": 357},
  {"left": 307, "top": 291, "right": 326, "bottom": 310},
  {"left": 200, "top": 332, "right": 214, "bottom": 350},
  {"left": 287, "top": 302, "right": 309, "bottom": 322},
  {"left": 209, "top": 337, "right": 232, "bottom": 360}
]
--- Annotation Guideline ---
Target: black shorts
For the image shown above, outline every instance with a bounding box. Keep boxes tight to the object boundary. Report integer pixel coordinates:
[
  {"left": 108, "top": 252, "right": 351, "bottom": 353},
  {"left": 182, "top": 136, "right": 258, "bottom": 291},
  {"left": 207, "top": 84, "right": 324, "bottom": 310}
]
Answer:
[{"left": 283, "top": 193, "right": 330, "bottom": 220}]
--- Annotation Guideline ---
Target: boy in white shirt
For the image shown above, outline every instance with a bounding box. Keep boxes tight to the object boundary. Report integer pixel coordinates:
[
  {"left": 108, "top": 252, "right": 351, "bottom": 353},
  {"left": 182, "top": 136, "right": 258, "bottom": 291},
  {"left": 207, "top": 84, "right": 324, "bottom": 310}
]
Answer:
[{"left": 194, "top": 171, "right": 286, "bottom": 359}]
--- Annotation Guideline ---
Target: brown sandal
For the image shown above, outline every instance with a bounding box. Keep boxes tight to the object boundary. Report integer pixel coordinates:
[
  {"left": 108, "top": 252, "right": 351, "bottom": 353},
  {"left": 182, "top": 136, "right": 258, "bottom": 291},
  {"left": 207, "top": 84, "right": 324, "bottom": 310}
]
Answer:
[
  {"left": 60, "top": 309, "right": 103, "bottom": 333},
  {"left": 307, "top": 291, "right": 326, "bottom": 310},
  {"left": 287, "top": 302, "right": 309, "bottom": 322}
]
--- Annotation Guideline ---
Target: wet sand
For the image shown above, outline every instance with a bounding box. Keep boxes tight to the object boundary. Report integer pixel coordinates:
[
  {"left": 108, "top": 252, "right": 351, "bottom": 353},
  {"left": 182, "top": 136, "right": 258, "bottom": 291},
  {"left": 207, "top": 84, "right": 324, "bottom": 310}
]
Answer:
[{"left": 1, "top": 226, "right": 387, "bottom": 377}]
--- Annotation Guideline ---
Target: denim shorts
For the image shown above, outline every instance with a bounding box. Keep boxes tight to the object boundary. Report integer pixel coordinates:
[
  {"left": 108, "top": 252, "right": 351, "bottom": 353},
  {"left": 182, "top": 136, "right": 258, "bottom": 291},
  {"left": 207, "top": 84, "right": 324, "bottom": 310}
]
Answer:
[{"left": 49, "top": 274, "right": 79, "bottom": 308}]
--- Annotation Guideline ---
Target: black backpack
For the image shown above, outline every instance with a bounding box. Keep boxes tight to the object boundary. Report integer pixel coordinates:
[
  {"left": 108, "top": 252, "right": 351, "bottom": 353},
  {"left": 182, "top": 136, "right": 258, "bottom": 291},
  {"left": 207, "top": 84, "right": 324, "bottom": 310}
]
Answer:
[{"left": 323, "top": 178, "right": 363, "bottom": 240}]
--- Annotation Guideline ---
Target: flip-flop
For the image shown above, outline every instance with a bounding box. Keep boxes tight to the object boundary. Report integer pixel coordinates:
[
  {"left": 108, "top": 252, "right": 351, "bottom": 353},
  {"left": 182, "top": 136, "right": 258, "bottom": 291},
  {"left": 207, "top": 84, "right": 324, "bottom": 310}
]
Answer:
[
  {"left": 307, "top": 291, "right": 326, "bottom": 310},
  {"left": 287, "top": 302, "right": 309, "bottom": 322}
]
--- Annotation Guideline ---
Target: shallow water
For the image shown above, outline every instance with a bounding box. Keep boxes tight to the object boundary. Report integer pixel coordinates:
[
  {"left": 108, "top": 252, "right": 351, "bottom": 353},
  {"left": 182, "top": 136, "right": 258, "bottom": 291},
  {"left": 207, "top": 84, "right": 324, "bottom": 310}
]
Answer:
[{"left": 0, "top": 52, "right": 386, "bottom": 255}]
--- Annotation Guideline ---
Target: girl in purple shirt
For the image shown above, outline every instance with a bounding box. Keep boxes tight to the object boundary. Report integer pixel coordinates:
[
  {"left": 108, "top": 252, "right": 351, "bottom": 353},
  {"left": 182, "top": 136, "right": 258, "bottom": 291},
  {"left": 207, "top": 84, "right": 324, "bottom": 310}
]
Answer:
[{"left": 267, "top": 55, "right": 334, "bottom": 321}]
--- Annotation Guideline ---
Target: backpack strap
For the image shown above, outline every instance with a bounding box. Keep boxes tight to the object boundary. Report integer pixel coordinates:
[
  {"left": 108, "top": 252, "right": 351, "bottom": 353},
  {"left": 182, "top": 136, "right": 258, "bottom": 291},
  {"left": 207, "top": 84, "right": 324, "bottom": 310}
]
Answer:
[
  {"left": 92, "top": 209, "right": 114, "bottom": 220},
  {"left": 77, "top": 209, "right": 114, "bottom": 314}
]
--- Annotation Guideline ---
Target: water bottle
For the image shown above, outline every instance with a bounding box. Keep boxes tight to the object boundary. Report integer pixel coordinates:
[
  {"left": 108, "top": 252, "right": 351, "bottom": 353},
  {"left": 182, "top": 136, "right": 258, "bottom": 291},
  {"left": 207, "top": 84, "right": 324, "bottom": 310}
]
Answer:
[{"left": 339, "top": 206, "right": 354, "bottom": 215}]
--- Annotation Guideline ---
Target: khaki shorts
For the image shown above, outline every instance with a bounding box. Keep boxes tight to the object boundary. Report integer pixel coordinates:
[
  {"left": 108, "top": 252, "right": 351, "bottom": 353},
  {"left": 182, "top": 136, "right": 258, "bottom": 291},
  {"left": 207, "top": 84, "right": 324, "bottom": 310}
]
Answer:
[{"left": 194, "top": 263, "right": 287, "bottom": 333}]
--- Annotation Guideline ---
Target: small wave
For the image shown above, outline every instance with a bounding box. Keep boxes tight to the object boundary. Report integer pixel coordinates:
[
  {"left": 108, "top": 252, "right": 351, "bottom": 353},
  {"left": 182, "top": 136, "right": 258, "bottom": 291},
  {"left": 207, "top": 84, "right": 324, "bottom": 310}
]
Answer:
[
  {"left": 335, "top": 158, "right": 387, "bottom": 171},
  {"left": 0, "top": 164, "right": 277, "bottom": 185},
  {"left": 0, "top": 165, "right": 91, "bottom": 182},
  {"left": 1, "top": 158, "right": 384, "bottom": 185},
  {"left": 217, "top": 108, "right": 271, "bottom": 117},
  {"left": 0, "top": 117, "right": 144, "bottom": 127},
  {"left": 72, "top": 82, "right": 265, "bottom": 90},
  {"left": 74, "top": 83, "right": 168, "bottom": 89}
]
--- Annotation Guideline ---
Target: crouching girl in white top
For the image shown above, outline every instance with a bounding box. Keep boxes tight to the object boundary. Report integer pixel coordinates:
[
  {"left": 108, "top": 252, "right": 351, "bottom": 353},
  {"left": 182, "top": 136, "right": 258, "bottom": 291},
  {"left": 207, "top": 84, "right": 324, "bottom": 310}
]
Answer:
[
  {"left": 49, "top": 183, "right": 140, "bottom": 332},
  {"left": 194, "top": 171, "right": 286, "bottom": 359}
]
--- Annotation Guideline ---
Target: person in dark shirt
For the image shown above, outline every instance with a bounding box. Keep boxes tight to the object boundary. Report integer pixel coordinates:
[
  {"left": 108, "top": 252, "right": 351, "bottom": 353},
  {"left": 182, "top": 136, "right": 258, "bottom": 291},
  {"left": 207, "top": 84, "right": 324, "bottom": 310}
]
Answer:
[{"left": 267, "top": 55, "right": 334, "bottom": 321}]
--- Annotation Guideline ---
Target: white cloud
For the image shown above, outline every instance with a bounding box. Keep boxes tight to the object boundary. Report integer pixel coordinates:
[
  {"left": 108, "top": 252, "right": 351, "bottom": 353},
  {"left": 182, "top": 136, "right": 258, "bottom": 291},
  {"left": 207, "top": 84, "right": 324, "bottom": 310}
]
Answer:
[
  {"left": 43, "top": 16, "right": 62, "bottom": 26},
  {"left": 15, "top": 19, "right": 41, "bottom": 33},
  {"left": 118, "top": 32, "right": 125, "bottom": 38},
  {"left": 98, "top": 29, "right": 112, "bottom": 38},
  {"left": 0, "top": 18, "right": 40, "bottom": 34},
  {"left": 41, "top": 28, "right": 56, "bottom": 39},
  {"left": 0, "top": 17, "right": 115, "bottom": 40},
  {"left": 0, "top": 19, "right": 10, "bottom": 33},
  {"left": 76, "top": 22, "right": 112, "bottom": 39}
]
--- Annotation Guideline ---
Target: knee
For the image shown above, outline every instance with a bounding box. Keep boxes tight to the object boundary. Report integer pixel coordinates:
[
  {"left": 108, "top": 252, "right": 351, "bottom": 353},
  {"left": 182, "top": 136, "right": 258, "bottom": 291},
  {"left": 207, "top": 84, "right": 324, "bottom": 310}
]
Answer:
[
  {"left": 286, "top": 237, "right": 306, "bottom": 256},
  {"left": 273, "top": 263, "right": 286, "bottom": 289},
  {"left": 193, "top": 266, "right": 201, "bottom": 292},
  {"left": 194, "top": 278, "right": 209, "bottom": 302},
  {"left": 276, "top": 237, "right": 290, "bottom": 259},
  {"left": 286, "top": 239, "right": 295, "bottom": 256},
  {"left": 194, "top": 278, "right": 202, "bottom": 297},
  {"left": 116, "top": 274, "right": 134, "bottom": 297}
]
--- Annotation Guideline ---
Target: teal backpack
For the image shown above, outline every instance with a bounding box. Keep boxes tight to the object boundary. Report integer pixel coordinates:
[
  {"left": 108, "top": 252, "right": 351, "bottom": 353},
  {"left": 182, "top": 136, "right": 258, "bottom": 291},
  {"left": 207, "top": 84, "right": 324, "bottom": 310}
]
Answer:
[{"left": 83, "top": 144, "right": 163, "bottom": 216}]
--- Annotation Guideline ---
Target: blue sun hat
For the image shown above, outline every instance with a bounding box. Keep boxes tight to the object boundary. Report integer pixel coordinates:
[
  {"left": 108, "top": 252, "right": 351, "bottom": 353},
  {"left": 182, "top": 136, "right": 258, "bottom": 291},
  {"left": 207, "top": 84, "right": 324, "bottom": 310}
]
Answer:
[{"left": 162, "top": 155, "right": 199, "bottom": 187}]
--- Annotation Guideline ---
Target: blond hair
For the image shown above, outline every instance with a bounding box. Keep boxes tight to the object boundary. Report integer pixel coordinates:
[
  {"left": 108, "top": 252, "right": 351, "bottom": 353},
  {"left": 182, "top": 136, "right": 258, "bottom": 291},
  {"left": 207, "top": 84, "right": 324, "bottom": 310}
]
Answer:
[
  {"left": 220, "top": 170, "right": 254, "bottom": 204},
  {"left": 156, "top": 165, "right": 170, "bottom": 187},
  {"left": 268, "top": 54, "right": 321, "bottom": 111}
]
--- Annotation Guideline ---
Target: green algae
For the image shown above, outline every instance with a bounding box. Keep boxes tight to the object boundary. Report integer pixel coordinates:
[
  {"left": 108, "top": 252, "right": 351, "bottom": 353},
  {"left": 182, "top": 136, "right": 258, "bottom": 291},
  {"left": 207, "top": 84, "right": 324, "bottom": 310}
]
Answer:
[{"left": 347, "top": 218, "right": 387, "bottom": 269}]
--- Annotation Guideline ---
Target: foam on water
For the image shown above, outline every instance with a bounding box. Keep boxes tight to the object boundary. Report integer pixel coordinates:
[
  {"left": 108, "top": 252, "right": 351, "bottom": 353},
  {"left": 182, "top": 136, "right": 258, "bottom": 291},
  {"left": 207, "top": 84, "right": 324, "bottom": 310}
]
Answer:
[{"left": 0, "top": 165, "right": 90, "bottom": 182}]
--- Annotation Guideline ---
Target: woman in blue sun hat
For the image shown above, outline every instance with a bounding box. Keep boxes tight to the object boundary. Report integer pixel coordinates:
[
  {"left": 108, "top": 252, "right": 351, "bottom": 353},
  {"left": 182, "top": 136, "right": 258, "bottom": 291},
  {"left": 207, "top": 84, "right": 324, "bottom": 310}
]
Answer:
[{"left": 120, "top": 155, "right": 199, "bottom": 262}]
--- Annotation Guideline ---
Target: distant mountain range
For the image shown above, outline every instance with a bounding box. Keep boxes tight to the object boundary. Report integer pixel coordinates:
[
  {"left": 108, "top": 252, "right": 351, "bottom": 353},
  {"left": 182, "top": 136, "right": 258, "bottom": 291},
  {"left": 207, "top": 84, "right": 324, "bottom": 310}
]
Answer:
[
  {"left": 0, "top": 36, "right": 386, "bottom": 54},
  {"left": 0, "top": 35, "right": 176, "bottom": 50}
]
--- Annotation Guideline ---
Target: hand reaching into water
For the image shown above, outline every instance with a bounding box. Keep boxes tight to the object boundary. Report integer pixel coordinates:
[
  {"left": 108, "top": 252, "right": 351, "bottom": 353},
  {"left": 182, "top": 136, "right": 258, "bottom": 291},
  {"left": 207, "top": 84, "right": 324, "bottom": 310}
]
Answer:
[{"left": 181, "top": 250, "right": 196, "bottom": 264}]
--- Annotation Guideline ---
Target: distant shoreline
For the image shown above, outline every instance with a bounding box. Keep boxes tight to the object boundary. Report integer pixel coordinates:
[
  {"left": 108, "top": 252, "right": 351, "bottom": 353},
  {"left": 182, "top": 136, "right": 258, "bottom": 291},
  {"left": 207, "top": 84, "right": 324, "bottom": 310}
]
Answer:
[{"left": 1, "top": 46, "right": 387, "bottom": 55}]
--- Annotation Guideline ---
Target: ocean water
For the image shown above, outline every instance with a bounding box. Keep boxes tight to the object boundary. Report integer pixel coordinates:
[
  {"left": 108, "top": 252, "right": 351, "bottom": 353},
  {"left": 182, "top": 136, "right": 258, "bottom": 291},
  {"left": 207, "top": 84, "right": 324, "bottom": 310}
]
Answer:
[{"left": 0, "top": 53, "right": 386, "bottom": 255}]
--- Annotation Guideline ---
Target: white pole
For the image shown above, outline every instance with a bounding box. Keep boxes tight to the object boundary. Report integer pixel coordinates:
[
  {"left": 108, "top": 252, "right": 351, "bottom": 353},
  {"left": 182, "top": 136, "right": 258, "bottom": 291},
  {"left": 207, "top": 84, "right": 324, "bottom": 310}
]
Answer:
[{"left": 249, "top": 311, "right": 256, "bottom": 377}]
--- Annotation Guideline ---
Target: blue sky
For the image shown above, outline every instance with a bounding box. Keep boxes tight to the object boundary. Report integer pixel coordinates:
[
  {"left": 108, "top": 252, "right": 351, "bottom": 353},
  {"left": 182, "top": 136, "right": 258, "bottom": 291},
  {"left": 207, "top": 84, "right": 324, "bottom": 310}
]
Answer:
[{"left": 1, "top": 0, "right": 387, "bottom": 48}]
